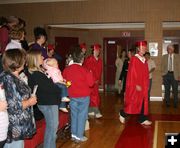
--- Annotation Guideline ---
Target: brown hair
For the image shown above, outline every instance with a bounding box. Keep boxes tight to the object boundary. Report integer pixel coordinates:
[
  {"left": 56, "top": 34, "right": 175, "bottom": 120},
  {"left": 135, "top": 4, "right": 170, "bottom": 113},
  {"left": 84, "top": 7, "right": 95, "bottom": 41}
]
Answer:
[
  {"left": 2, "top": 49, "right": 26, "bottom": 72},
  {"left": 9, "top": 25, "right": 25, "bottom": 40}
]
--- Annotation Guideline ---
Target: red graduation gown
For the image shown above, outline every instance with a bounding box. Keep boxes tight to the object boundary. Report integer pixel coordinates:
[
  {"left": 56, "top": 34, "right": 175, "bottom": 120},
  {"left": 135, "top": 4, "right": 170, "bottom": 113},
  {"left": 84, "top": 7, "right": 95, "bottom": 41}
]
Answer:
[
  {"left": 124, "top": 55, "right": 149, "bottom": 115},
  {"left": 83, "top": 55, "right": 102, "bottom": 107}
]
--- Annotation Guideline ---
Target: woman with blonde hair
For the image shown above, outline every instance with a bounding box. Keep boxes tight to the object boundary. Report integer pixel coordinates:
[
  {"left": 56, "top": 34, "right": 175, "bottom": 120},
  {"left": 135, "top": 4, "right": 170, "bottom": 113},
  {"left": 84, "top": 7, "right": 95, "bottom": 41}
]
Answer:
[
  {"left": 115, "top": 45, "right": 126, "bottom": 95},
  {"left": 26, "top": 49, "right": 61, "bottom": 148}
]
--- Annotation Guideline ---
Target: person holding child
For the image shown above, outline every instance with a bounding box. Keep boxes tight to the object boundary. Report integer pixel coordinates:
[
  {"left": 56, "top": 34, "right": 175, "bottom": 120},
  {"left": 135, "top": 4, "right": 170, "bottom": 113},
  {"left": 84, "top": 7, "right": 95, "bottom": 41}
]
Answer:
[{"left": 26, "top": 49, "right": 61, "bottom": 148}]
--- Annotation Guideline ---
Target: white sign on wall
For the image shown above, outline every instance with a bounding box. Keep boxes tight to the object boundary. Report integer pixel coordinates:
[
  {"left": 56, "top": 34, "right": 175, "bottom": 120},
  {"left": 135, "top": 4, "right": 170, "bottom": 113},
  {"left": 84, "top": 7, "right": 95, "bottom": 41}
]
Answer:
[
  {"left": 122, "top": 32, "right": 131, "bottom": 37},
  {"left": 149, "top": 42, "right": 158, "bottom": 56}
]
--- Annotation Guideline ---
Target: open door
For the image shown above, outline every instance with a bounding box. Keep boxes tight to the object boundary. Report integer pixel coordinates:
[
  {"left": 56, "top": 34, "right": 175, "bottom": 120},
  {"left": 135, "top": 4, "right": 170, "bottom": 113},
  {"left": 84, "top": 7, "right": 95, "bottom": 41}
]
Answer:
[{"left": 104, "top": 37, "right": 143, "bottom": 91}]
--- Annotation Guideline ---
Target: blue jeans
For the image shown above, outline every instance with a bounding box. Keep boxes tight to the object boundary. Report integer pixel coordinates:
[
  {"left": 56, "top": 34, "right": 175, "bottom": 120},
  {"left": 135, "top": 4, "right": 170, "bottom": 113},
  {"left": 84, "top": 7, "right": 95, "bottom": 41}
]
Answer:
[
  {"left": 4, "top": 140, "right": 24, "bottom": 148},
  {"left": 70, "top": 97, "right": 90, "bottom": 139},
  {"left": 56, "top": 83, "right": 68, "bottom": 98},
  {"left": 38, "top": 105, "right": 59, "bottom": 148},
  {"left": 56, "top": 83, "right": 68, "bottom": 108}
]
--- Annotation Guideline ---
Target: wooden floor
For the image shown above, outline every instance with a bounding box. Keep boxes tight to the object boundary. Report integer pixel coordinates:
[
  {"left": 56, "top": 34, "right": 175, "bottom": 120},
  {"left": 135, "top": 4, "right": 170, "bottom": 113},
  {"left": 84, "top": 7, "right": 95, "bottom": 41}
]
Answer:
[
  {"left": 55, "top": 92, "right": 180, "bottom": 148},
  {"left": 153, "top": 121, "right": 180, "bottom": 148}
]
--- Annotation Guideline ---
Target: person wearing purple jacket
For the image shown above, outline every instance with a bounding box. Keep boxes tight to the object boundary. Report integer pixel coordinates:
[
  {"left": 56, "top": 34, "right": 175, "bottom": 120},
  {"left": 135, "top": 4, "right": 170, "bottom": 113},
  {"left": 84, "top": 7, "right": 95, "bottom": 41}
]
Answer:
[{"left": 30, "top": 27, "right": 48, "bottom": 59}]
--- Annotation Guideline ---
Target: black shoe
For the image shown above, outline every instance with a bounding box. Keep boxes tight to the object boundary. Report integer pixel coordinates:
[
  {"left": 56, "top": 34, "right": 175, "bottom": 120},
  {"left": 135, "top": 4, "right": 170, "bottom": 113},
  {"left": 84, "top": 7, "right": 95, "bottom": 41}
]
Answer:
[
  {"left": 174, "top": 104, "right": 178, "bottom": 108},
  {"left": 166, "top": 102, "right": 170, "bottom": 107},
  {"left": 166, "top": 104, "right": 170, "bottom": 107}
]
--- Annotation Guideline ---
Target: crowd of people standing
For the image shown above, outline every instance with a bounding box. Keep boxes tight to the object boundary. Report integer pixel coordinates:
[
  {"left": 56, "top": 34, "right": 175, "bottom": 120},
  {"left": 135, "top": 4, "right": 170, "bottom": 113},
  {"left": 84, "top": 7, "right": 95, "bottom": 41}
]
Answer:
[
  {"left": 0, "top": 16, "right": 104, "bottom": 147},
  {"left": 1, "top": 15, "right": 180, "bottom": 148}
]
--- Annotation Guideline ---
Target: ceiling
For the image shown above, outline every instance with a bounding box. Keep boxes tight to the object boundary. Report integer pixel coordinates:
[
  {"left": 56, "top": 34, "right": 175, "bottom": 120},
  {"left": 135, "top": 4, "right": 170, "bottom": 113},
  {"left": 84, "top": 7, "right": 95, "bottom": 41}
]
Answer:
[{"left": 0, "top": 0, "right": 86, "bottom": 4}]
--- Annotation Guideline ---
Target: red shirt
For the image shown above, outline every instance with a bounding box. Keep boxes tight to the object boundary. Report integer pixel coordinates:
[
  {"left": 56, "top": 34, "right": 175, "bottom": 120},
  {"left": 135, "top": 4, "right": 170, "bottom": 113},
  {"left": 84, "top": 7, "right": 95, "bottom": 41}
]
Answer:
[
  {"left": 0, "top": 27, "right": 9, "bottom": 53},
  {"left": 62, "top": 64, "right": 94, "bottom": 98}
]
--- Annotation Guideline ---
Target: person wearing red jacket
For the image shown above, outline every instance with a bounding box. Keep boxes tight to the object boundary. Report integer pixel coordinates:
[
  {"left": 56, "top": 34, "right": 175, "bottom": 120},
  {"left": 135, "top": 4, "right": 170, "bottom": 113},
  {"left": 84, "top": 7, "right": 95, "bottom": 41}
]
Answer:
[
  {"left": 63, "top": 46, "right": 94, "bottom": 143},
  {"left": 119, "top": 41, "right": 152, "bottom": 126},
  {"left": 83, "top": 43, "right": 103, "bottom": 118}
]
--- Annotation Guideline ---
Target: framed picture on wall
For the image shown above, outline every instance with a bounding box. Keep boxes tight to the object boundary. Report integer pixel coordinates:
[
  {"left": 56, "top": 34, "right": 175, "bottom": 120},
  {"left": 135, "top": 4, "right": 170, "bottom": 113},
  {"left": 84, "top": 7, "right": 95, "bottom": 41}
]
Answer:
[{"left": 149, "top": 42, "right": 158, "bottom": 56}]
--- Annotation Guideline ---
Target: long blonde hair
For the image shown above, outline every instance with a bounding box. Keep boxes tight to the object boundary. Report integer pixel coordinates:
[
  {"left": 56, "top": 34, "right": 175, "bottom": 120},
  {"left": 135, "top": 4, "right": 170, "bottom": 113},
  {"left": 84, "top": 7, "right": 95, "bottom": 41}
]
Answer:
[{"left": 26, "top": 49, "right": 43, "bottom": 73}]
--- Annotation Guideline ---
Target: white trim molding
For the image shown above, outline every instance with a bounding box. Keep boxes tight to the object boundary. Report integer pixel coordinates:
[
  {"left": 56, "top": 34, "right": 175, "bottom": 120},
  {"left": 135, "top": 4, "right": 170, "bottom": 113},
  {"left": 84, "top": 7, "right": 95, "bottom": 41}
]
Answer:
[
  {"left": 162, "top": 22, "right": 180, "bottom": 28},
  {"left": 48, "top": 22, "right": 145, "bottom": 29},
  {"left": 150, "top": 96, "right": 163, "bottom": 101},
  {"left": 0, "top": 0, "right": 86, "bottom": 4}
]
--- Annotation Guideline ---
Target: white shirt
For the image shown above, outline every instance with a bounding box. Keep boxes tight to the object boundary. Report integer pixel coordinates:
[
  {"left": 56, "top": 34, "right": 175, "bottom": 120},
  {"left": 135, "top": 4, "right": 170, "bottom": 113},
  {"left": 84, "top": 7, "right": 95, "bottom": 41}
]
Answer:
[
  {"left": 5, "top": 39, "right": 22, "bottom": 50},
  {"left": 0, "top": 111, "right": 8, "bottom": 141},
  {"left": 168, "top": 54, "right": 174, "bottom": 71},
  {"left": 0, "top": 87, "right": 8, "bottom": 141}
]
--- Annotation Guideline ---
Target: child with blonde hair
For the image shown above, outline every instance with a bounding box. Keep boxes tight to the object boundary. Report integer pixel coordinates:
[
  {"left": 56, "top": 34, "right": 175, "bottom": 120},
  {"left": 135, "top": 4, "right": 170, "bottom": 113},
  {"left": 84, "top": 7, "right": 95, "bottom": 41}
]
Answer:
[{"left": 43, "top": 58, "right": 70, "bottom": 112}]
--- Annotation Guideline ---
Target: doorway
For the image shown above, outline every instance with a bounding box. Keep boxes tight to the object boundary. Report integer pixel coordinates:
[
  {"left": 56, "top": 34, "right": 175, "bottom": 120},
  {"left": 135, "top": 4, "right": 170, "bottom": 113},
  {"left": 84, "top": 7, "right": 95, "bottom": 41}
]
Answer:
[
  {"left": 103, "top": 37, "right": 143, "bottom": 91},
  {"left": 55, "top": 37, "right": 79, "bottom": 71}
]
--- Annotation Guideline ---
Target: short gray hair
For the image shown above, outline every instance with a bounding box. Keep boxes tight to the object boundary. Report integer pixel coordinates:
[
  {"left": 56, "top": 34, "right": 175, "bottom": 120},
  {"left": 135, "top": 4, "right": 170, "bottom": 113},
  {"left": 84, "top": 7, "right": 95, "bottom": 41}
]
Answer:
[{"left": 167, "top": 44, "right": 174, "bottom": 50}]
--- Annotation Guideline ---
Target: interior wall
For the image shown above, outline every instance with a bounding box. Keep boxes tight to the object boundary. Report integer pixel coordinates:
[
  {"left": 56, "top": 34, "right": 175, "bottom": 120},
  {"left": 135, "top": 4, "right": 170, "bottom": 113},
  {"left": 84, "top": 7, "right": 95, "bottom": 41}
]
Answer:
[
  {"left": 1, "top": 0, "right": 180, "bottom": 97},
  {"left": 0, "top": 0, "right": 180, "bottom": 41}
]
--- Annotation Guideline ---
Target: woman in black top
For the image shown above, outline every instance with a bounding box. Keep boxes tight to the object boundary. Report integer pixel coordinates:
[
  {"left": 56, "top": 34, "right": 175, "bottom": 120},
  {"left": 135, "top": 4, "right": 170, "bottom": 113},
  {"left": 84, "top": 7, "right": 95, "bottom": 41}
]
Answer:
[
  {"left": 119, "top": 49, "right": 135, "bottom": 95},
  {"left": 26, "top": 49, "right": 61, "bottom": 148}
]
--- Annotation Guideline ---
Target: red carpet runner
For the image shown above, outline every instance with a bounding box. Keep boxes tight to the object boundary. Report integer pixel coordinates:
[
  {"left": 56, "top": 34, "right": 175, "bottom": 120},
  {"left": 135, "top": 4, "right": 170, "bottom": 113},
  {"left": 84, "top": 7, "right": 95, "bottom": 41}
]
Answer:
[{"left": 115, "top": 114, "right": 180, "bottom": 148}]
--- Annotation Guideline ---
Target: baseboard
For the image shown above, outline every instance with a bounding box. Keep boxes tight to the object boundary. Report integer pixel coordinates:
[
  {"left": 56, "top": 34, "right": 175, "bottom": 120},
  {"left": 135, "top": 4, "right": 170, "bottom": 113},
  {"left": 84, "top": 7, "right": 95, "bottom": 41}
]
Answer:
[{"left": 150, "top": 96, "right": 163, "bottom": 101}]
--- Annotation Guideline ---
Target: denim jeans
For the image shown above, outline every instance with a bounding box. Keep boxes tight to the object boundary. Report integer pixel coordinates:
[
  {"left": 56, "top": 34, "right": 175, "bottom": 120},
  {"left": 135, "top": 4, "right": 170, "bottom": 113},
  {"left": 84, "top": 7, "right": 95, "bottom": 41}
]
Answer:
[
  {"left": 56, "top": 83, "right": 68, "bottom": 98},
  {"left": 4, "top": 140, "right": 24, "bottom": 148},
  {"left": 70, "top": 97, "right": 90, "bottom": 139},
  {"left": 56, "top": 83, "right": 68, "bottom": 108},
  {"left": 38, "top": 105, "right": 59, "bottom": 148}
]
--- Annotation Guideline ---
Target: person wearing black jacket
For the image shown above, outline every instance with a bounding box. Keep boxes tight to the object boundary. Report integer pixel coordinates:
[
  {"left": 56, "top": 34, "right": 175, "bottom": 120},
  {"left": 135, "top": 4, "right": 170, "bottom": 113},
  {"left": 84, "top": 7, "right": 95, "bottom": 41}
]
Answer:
[
  {"left": 26, "top": 49, "right": 61, "bottom": 148},
  {"left": 119, "top": 49, "right": 135, "bottom": 96}
]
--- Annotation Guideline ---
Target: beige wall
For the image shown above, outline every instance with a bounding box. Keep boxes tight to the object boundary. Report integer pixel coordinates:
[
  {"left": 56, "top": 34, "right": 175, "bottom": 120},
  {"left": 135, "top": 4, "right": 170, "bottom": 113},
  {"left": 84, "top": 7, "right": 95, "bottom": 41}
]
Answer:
[{"left": 1, "top": 0, "right": 180, "bottom": 97}]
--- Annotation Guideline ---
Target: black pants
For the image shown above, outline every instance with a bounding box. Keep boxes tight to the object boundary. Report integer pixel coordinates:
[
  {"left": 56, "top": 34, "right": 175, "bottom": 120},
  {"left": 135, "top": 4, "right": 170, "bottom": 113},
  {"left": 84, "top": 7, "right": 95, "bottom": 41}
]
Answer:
[
  {"left": 120, "top": 101, "right": 148, "bottom": 123},
  {"left": 163, "top": 72, "right": 178, "bottom": 107},
  {"left": 0, "top": 140, "right": 6, "bottom": 148}
]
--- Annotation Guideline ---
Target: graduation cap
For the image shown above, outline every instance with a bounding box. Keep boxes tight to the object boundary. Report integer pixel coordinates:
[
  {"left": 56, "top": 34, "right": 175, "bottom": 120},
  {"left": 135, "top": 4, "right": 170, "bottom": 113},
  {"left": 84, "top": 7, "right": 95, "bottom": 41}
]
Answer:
[
  {"left": 91, "top": 43, "right": 101, "bottom": 51},
  {"left": 80, "top": 43, "right": 87, "bottom": 51},
  {"left": 136, "top": 40, "right": 147, "bottom": 47},
  {"left": 47, "top": 44, "right": 55, "bottom": 51}
]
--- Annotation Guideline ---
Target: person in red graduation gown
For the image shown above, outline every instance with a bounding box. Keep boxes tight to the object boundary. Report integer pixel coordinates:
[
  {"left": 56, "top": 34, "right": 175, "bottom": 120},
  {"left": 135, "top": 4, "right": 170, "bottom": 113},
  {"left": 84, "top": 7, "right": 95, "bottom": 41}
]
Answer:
[
  {"left": 119, "top": 40, "right": 152, "bottom": 126},
  {"left": 80, "top": 42, "right": 87, "bottom": 56},
  {"left": 83, "top": 43, "right": 103, "bottom": 118}
]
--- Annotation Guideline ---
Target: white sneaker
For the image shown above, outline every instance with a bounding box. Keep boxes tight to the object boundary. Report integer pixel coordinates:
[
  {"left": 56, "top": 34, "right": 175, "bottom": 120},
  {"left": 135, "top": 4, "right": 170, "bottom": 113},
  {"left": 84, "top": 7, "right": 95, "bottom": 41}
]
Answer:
[
  {"left": 119, "top": 114, "right": 125, "bottom": 124},
  {"left": 75, "top": 136, "right": 88, "bottom": 143},
  {"left": 61, "top": 97, "right": 70, "bottom": 102},
  {"left": 141, "top": 120, "right": 152, "bottom": 126},
  {"left": 85, "top": 120, "right": 90, "bottom": 131},
  {"left": 95, "top": 113, "right": 103, "bottom": 118},
  {"left": 88, "top": 112, "right": 95, "bottom": 116},
  {"left": 59, "top": 108, "right": 68, "bottom": 113},
  {"left": 71, "top": 134, "right": 77, "bottom": 141}
]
